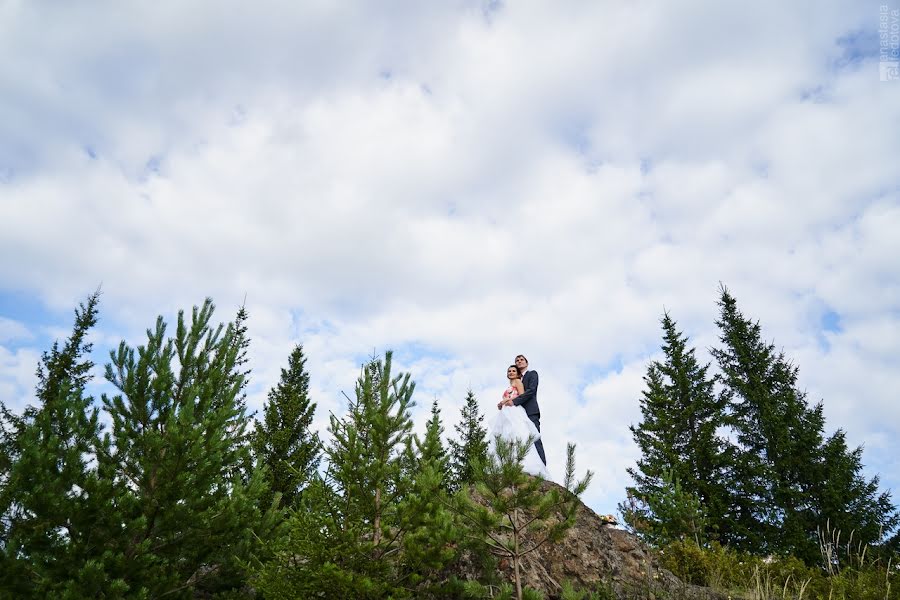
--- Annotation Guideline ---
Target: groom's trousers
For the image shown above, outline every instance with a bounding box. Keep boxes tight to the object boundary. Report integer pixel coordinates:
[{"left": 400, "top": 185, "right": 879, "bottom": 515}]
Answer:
[{"left": 528, "top": 414, "right": 546, "bottom": 465}]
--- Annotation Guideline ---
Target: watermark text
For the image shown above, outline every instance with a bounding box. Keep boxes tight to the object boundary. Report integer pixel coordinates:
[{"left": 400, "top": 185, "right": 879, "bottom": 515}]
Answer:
[{"left": 880, "top": 4, "right": 900, "bottom": 80}]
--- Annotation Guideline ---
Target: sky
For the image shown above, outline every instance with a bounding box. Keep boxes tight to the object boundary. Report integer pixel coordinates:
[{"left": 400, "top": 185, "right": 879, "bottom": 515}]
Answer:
[{"left": 1, "top": 0, "right": 898, "bottom": 517}]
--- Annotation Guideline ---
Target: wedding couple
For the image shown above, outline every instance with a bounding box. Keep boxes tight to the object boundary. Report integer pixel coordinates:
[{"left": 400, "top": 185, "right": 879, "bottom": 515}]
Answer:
[{"left": 491, "top": 354, "right": 549, "bottom": 478}]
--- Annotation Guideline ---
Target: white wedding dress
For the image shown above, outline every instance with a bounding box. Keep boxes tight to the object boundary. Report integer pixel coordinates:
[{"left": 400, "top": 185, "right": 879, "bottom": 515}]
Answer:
[{"left": 489, "top": 387, "right": 551, "bottom": 479}]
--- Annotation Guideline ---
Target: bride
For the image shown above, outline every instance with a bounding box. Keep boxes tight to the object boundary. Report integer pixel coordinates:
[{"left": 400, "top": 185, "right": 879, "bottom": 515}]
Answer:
[{"left": 489, "top": 365, "right": 550, "bottom": 479}]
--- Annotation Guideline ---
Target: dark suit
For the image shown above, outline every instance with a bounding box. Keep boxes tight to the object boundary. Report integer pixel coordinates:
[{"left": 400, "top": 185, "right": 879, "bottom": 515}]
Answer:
[{"left": 512, "top": 369, "right": 545, "bottom": 464}]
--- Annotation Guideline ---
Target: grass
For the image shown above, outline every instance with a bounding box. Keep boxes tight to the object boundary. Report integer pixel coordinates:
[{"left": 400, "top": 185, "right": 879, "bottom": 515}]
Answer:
[{"left": 656, "top": 529, "right": 898, "bottom": 600}]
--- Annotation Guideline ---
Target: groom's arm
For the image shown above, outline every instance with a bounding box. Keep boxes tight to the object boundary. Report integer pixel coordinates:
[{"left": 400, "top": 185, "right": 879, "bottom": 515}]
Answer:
[{"left": 512, "top": 371, "right": 538, "bottom": 407}]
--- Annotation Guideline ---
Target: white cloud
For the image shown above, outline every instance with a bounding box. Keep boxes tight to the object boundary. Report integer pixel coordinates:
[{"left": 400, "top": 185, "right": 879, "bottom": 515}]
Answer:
[{"left": 0, "top": 317, "right": 32, "bottom": 343}]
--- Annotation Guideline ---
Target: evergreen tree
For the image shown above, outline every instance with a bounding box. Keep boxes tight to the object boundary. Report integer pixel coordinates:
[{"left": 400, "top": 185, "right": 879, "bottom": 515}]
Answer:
[
  {"left": 0, "top": 405, "right": 11, "bottom": 533},
  {"left": 229, "top": 304, "right": 251, "bottom": 409},
  {"left": 449, "top": 389, "right": 489, "bottom": 492},
  {"left": 99, "top": 298, "right": 273, "bottom": 597},
  {"left": 0, "top": 291, "right": 126, "bottom": 598},
  {"left": 395, "top": 399, "right": 461, "bottom": 594},
  {"left": 711, "top": 284, "right": 897, "bottom": 560},
  {"left": 621, "top": 469, "right": 708, "bottom": 548},
  {"left": 252, "top": 344, "right": 321, "bottom": 509},
  {"left": 328, "top": 351, "right": 415, "bottom": 553},
  {"left": 713, "top": 285, "right": 836, "bottom": 558},
  {"left": 254, "top": 351, "right": 422, "bottom": 597},
  {"left": 454, "top": 439, "right": 593, "bottom": 600},
  {"left": 418, "top": 399, "right": 451, "bottom": 488},
  {"left": 622, "top": 311, "right": 731, "bottom": 546},
  {"left": 227, "top": 305, "right": 255, "bottom": 486},
  {"left": 810, "top": 429, "right": 899, "bottom": 557}
]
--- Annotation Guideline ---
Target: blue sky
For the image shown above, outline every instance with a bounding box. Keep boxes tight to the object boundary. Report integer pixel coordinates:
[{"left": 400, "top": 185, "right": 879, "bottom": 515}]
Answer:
[{"left": 1, "top": 0, "right": 898, "bottom": 516}]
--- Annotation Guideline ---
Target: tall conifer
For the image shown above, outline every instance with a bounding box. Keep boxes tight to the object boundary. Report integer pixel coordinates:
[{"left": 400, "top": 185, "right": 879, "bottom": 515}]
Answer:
[
  {"left": 623, "top": 311, "right": 730, "bottom": 546},
  {"left": 0, "top": 291, "right": 122, "bottom": 598},
  {"left": 396, "top": 399, "right": 461, "bottom": 594},
  {"left": 712, "top": 285, "right": 831, "bottom": 557},
  {"left": 449, "top": 390, "right": 489, "bottom": 492},
  {"left": 257, "top": 352, "right": 414, "bottom": 594},
  {"left": 252, "top": 344, "right": 321, "bottom": 509},
  {"left": 712, "top": 284, "right": 897, "bottom": 560}
]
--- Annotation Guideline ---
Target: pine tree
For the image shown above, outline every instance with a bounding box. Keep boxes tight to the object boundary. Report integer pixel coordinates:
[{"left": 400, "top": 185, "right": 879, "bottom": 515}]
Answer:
[
  {"left": 99, "top": 298, "right": 273, "bottom": 597},
  {"left": 329, "top": 351, "right": 415, "bottom": 552},
  {"left": 252, "top": 344, "right": 321, "bottom": 509},
  {"left": 254, "top": 351, "right": 421, "bottom": 597},
  {"left": 449, "top": 389, "right": 489, "bottom": 492},
  {"left": 622, "top": 311, "right": 731, "bottom": 546},
  {"left": 454, "top": 439, "right": 593, "bottom": 600}
]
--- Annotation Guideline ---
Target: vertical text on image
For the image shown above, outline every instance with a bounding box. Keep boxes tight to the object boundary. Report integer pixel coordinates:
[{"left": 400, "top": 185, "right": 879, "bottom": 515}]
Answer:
[{"left": 879, "top": 4, "right": 900, "bottom": 80}]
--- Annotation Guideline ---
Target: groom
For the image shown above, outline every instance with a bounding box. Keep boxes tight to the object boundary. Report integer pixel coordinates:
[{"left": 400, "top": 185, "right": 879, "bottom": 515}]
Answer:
[{"left": 499, "top": 354, "right": 546, "bottom": 465}]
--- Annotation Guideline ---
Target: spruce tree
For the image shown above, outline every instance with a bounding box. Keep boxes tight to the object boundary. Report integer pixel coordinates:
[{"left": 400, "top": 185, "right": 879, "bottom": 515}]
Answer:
[
  {"left": 254, "top": 351, "right": 421, "bottom": 597},
  {"left": 449, "top": 389, "right": 489, "bottom": 492},
  {"left": 712, "top": 286, "right": 823, "bottom": 555},
  {"left": 0, "top": 291, "right": 127, "bottom": 598},
  {"left": 418, "top": 399, "right": 451, "bottom": 488},
  {"left": 229, "top": 305, "right": 251, "bottom": 409},
  {"left": 622, "top": 311, "right": 731, "bottom": 546},
  {"left": 810, "top": 429, "right": 898, "bottom": 557},
  {"left": 396, "top": 399, "right": 461, "bottom": 594},
  {"left": 252, "top": 344, "right": 321, "bottom": 509},
  {"left": 711, "top": 284, "right": 897, "bottom": 560},
  {"left": 99, "top": 298, "right": 272, "bottom": 597}
]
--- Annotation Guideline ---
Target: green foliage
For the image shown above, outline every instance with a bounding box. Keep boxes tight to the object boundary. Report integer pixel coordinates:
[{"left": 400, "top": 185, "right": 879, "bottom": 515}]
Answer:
[
  {"left": 454, "top": 437, "right": 593, "bottom": 600},
  {"left": 396, "top": 399, "right": 460, "bottom": 592},
  {"left": 326, "top": 351, "right": 416, "bottom": 556},
  {"left": 417, "top": 398, "right": 452, "bottom": 491},
  {"left": 251, "top": 343, "right": 322, "bottom": 509},
  {"left": 713, "top": 284, "right": 898, "bottom": 559},
  {"left": 713, "top": 284, "right": 821, "bottom": 556},
  {"left": 622, "top": 311, "right": 729, "bottom": 547},
  {"left": 657, "top": 534, "right": 900, "bottom": 600},
  {"left": 449, "top": 389, "right": 489, "bottom": 493},
  {"left": 1, "top": 294, "right": 272, "bottom": 598},
  {"left": 622, "top": 469, "right": 708, "bottom": 548},
  {"left": 560, "top": 579, "right": 615, "bottom": 600},
  {"left": 98, "top": 298, "right": 275, "bottom": 597},
  {"left": 627, "top": 286, "right": 898, "bottom": 566},
  {"left": 658, "top": 539, "right": 710, "bottom": 587},
  {"left": 253, "top": 352, "right": 465, "bottom": 598},
  {"left": 252, "top": 477, "right": 392, "bottom": 599},
  {"left": 0, "top": 291, "right": 125, "bottom": 598}
]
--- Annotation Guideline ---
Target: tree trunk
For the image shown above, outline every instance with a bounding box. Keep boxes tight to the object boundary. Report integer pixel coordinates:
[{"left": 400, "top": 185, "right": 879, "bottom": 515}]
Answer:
[
  {"left": 513, "top": 508, "right": 522, "bottom": 600},
  {"left": 373, "top": 485, "right": 382, "bottom": 546}
]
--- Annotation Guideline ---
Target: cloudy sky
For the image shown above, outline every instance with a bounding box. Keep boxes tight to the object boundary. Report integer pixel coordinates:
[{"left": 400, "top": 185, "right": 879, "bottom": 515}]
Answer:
[{"left": 1, "top": 0, "right": 898, "bottom": 515}]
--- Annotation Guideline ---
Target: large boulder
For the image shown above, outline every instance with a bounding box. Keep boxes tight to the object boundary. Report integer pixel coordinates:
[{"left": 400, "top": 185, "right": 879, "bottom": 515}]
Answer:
[{"left": 462, "top": 479, "right": 729, "bottom": 600}]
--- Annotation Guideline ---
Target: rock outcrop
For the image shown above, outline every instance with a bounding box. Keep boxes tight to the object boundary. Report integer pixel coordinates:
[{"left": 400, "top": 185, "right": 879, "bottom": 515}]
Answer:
[{"left": 463, "top": 479, "right": 728, "bottom": 600}]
